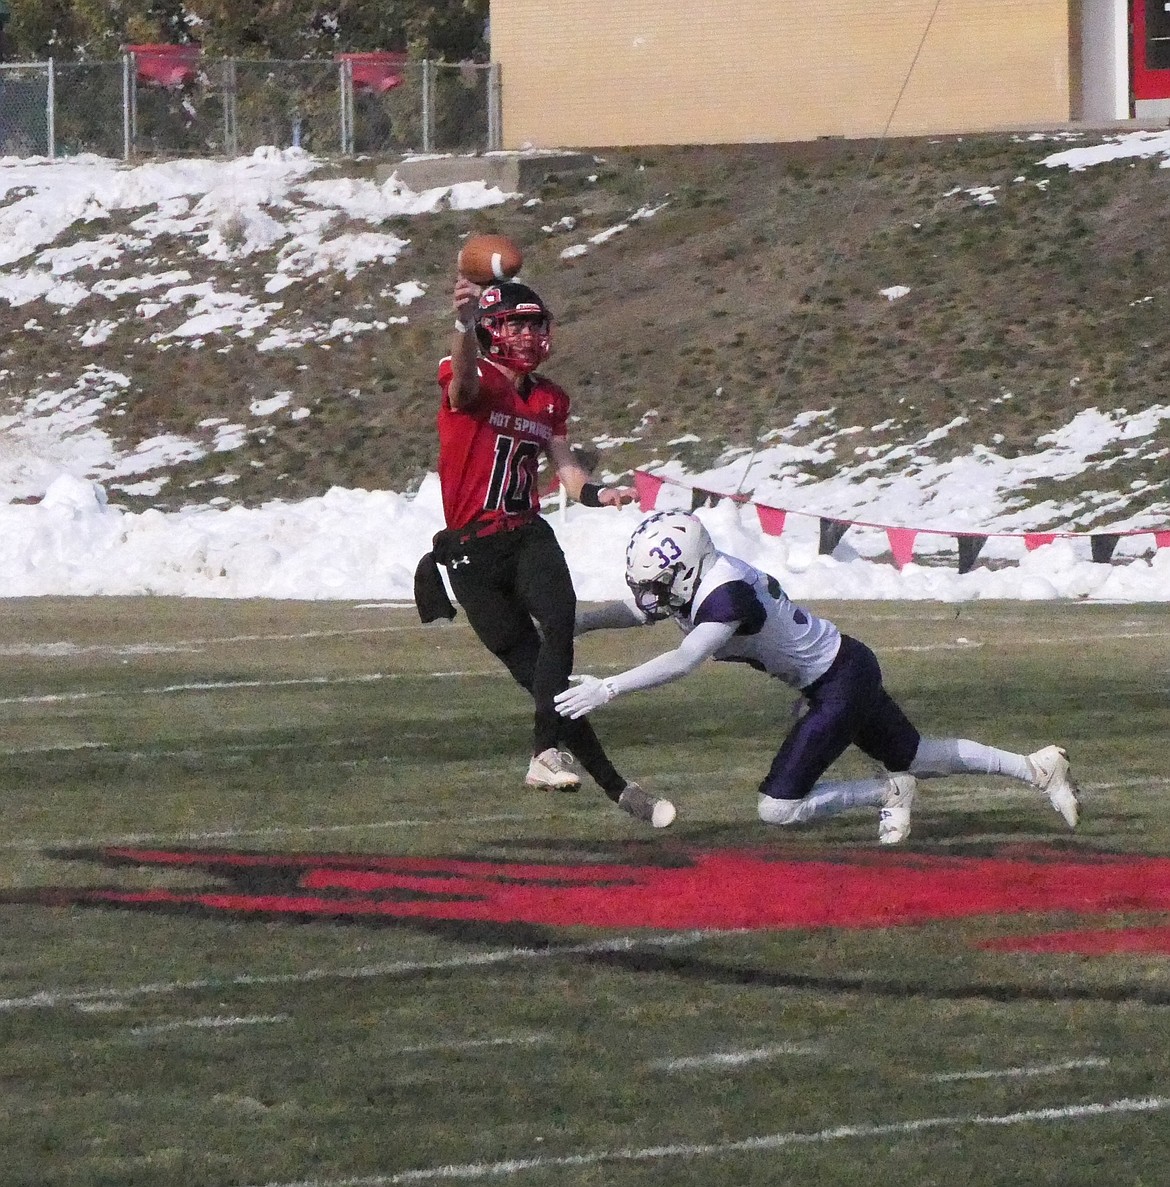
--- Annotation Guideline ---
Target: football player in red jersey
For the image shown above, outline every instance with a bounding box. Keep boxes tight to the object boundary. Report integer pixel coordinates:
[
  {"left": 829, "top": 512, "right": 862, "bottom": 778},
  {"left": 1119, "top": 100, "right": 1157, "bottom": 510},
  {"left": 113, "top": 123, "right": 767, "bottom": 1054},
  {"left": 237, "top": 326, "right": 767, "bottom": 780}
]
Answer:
[{"left": 421, "top": 269, "right": 674, "bottom": 827}]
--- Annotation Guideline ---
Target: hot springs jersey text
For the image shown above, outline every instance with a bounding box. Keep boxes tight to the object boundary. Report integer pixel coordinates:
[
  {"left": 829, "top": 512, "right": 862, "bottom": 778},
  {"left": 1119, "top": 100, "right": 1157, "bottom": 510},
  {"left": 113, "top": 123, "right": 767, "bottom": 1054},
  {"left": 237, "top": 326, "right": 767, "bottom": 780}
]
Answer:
[{"left": 437, "top": 357, "right": 569, "bottom": 533}]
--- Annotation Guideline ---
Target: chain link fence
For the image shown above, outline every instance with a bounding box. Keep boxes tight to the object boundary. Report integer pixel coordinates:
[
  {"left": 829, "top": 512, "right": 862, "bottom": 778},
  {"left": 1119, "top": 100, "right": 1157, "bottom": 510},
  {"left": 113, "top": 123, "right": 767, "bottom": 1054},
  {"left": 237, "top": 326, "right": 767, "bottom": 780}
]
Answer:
[
  {"left": 0, "top": 55, "right": 499, "bottom": 161},
  {"left": 225, "top": 59, "right": 347, "bottom": 157},
  {"left": 54, "top": 60, "right": 128, "bottom": 157},
  {"left": 344, "top": 60, "right": 496, "bottom": 155},
  {"left": 0, "top": 62, "right": 51, "bottom": 157},
  {"left": 132, "top": 59, "right": 228, "bottom": 157}
]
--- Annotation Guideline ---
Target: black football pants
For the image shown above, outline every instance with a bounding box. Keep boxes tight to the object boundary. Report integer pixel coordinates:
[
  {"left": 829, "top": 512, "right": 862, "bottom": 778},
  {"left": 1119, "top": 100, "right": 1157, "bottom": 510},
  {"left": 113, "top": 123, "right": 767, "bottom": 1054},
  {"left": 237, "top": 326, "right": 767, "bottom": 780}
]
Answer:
[{"left": 445, "top": 518, "right": 626, "bottom": 799}]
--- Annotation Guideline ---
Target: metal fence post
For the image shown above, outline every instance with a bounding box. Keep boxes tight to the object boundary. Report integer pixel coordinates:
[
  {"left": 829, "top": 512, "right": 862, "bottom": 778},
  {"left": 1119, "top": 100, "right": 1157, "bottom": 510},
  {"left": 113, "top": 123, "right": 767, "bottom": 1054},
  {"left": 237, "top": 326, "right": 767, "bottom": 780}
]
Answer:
[
  {"left": 340, "top": 58, "right": 347, "bottom": 154},
  {"left": 122, "top": 54, "right": 131, "bottom": 160},
  {"left": 338, "top": 57, "right": 350, "bottom": 154},
  {"left": 348, "top": 58, "right": 355, "bottom": 154},
  {"left": 422, "top": 58, "right": 432, "bottom": 153},
  {"left": 130, "top": 53, "right": 139, "bottom": 156},
  {"left": 46, "top": 58, "right": 55, "bottom": 159},
  {"left": 488, "top": 61, "right": 502, "bottom": 151},
  {"left": 223, "top": 58, "right": 238, "bottom": 157}
]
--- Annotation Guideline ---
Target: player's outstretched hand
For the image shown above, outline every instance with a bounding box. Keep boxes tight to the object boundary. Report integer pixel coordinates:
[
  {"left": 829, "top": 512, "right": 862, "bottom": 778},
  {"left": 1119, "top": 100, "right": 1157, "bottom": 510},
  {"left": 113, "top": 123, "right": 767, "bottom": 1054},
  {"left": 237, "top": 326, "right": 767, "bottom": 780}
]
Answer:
[
  {"left": 554, "top": 674, "right": 616, "bottom": 719},
  {"left": 598, "top": 485, "right": 635, "bottom": 507},
  {"left": 452, "top": 275, "right": 481, "bottom": 324}
]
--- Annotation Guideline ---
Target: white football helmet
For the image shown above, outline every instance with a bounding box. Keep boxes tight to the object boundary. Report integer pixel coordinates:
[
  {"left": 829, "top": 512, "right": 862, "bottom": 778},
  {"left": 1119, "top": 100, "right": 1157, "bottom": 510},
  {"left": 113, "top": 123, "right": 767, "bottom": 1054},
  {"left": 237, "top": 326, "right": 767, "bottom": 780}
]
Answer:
[{"left": 625, "top": 511, "right": 717, "bottom": 620}]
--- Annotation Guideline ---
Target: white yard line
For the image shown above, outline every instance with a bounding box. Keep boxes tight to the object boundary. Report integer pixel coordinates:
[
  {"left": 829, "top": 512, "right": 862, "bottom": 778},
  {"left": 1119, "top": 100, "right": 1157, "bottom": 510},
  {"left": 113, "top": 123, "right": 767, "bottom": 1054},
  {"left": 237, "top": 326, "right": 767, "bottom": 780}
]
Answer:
[
  {"left": 882, "top": 641, "right": 984, "bottom": 652},
  {"left": 927, "top": 1057, "right": 1111, "bottom": 1082},
  {"left": 0, "top": 671, "right": 493, "bottom": 706},
  {"left": 0, "top": 932, "right": 718, "bottom": 1013},
  {"left": 0, "top": 738, "right": 361, "bottom": 757},
  {"left": 0, "top": 813, "right": 529, "bottom": 852},
  {"left": 249, "top": 1096, "right": 1170, "bottom": 1186},
  {"left": 651, "top": 1043, "right": 820, "bottom": 1071},
  {"left": 389, "top": 1034, "right": 553, "bottom": 1055},
  {"left": 2, "top": 736, "right": 386, "bottom": 760},
  {"left": 129, "top": 1013, "right": 290, "bottom": 1036},
  {"left": 925, "top": 774, "right": 1170, "bottom": 813},
  {"left": 0, "top": 625, "right": 429, "bottom": 659},
  {"left": 884, "top": 630, "right": 1170, "bottom": 650},
  {"left": 0, "top": 623, "right": 1161, "bottom": 708},
  {"left": 0, "top": 741, "right": 109, "bottom": 755},
  {"left": 996, "top": 630, "right": 1170, "bottom": 647},
  {"left": 1077, "top": 776, "right": 1170, "bottom": 791},
  {"left": 882, "top": 629, "right": 1170, "bottom": 653},
  {"left": 172, "top": 625, "right": 425, "bottom": 645}
]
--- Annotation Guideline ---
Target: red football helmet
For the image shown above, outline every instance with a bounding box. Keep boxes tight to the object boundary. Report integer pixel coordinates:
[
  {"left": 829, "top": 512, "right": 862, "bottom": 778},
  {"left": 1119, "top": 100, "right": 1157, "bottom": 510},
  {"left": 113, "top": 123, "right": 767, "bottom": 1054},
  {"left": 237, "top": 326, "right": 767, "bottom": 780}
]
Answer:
[{"left": 475, "top": 281, "right": 551, "bottom": 374}]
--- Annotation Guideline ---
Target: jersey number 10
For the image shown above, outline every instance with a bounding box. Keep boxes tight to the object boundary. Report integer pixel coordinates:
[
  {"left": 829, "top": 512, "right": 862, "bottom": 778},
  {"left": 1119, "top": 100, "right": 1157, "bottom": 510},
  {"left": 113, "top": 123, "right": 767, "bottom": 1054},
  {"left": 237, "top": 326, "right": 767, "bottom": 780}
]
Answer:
[{"left": 485, "top": 434, "right": 541, "bottom": 513}]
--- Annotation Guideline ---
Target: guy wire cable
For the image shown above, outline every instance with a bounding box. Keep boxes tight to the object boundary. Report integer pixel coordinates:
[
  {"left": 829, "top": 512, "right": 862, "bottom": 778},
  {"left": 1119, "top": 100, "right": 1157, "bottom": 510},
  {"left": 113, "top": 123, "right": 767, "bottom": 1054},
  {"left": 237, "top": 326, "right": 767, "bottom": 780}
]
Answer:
[{"left": 733, "top": 0, "right": 946, "bottom": 498}]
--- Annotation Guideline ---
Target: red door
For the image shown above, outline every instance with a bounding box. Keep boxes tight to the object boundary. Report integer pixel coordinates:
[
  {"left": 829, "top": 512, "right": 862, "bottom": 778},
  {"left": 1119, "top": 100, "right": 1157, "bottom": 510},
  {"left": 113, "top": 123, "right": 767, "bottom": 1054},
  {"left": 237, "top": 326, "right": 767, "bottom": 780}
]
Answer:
[{"left": 1133, "top": 0, "right": 1170, "bottom": 110}]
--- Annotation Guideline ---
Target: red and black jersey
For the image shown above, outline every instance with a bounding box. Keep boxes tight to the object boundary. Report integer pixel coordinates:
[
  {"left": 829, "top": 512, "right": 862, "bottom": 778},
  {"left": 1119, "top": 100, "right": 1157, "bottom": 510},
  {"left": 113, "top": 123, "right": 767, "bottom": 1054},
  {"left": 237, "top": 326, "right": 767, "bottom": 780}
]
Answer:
[{"left": 436, "top": 357, "right": 569, "bottom": 533}]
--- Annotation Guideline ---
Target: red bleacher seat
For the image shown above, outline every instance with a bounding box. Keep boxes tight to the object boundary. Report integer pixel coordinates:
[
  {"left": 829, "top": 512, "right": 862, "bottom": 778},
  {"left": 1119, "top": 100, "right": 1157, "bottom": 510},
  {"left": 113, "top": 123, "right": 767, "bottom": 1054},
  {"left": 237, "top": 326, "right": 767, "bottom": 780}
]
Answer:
[
  {"left": 335, "top": 51, "right": 407, "bottom": 94},
  {"left": 126, "top": 44, "right": 201, "bottom": 89}
]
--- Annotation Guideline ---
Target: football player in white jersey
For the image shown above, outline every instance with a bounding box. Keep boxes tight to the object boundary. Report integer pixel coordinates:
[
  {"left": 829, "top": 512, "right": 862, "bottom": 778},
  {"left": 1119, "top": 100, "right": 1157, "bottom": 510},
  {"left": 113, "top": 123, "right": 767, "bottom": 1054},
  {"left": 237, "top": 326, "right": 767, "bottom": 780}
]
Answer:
[{"left": 555, "top": 510, "right": 1080, "bottom": 844}]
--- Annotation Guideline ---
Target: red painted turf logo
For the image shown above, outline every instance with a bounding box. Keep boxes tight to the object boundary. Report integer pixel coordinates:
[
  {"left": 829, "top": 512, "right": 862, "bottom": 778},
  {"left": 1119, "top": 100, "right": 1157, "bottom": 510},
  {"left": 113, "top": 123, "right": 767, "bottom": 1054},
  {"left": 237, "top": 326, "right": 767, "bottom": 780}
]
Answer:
[{"left": 10, "top": 844, "right": 1170, "bottom": 955}]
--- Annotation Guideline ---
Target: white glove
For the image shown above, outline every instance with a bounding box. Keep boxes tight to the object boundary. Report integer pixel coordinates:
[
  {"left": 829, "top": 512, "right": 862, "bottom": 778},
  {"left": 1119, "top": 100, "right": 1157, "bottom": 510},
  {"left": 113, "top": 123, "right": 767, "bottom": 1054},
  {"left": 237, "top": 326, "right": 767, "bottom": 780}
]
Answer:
[{"left": 554, "top": 674, "right": 617, "bottom": 719}]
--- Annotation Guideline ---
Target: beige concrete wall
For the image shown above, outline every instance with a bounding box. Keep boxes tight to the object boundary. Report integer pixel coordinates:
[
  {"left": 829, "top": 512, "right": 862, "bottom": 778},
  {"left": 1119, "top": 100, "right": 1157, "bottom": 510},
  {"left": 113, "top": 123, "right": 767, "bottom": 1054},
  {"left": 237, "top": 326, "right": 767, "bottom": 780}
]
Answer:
[{"left": 490, "top": 0, "right": 1072, "bottom": 148}]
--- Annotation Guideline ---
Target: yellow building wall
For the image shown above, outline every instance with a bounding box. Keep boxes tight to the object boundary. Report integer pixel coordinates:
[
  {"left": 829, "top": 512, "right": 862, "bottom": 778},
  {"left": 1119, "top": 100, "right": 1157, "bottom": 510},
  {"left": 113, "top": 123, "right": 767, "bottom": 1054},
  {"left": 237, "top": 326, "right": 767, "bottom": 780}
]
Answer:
[{"left": 490, "top": 0, "right": 1072, "bottom": 148}]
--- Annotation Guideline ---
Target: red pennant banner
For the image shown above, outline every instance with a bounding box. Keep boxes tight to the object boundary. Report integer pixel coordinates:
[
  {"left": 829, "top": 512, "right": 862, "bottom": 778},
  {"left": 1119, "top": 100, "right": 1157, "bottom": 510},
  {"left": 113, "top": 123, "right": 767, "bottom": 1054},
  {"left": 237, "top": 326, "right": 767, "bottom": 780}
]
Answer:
[
  {"left": 755, "top": 505, "right": 787, "bottom": 536},
  {"left": 886, "top": 527, "right": 918, "bottom": 570},
  {"left": 633, "top": 471, "right": 664, "bottom": 512},
  {"left": 628, "top": 472, "right": 1169, "bottom": 569}
]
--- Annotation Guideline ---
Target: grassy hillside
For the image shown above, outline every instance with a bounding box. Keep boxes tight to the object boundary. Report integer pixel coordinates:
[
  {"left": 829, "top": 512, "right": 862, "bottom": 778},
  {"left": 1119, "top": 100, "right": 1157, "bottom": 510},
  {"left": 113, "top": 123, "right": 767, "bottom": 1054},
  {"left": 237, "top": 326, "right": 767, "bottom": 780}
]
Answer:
[{"left": 2, "top": 133, "right": 1168, "bottom": 517}]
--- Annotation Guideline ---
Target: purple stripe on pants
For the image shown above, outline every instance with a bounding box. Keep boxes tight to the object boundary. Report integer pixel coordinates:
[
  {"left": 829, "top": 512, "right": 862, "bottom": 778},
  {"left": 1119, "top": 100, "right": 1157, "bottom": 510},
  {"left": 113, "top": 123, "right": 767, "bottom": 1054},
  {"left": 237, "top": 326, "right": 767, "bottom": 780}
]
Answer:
[{"left": 759, "top": 634, "right": 921, "bottom": 801}]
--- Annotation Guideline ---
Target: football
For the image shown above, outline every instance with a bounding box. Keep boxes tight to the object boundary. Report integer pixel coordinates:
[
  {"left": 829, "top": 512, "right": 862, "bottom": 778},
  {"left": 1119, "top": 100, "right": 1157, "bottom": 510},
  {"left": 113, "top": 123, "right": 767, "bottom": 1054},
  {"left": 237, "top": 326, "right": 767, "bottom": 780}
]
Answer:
[{"left": 458, "top": 234, "right": 524, "bottom": 284}]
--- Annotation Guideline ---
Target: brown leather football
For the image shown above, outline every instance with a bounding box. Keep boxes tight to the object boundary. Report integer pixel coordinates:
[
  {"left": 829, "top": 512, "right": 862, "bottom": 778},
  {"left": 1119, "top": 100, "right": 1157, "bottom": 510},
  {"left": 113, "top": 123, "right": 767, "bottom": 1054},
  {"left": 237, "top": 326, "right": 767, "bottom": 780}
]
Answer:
[{"left": 457, "top": 234, "right": 524, "bottom": 284}]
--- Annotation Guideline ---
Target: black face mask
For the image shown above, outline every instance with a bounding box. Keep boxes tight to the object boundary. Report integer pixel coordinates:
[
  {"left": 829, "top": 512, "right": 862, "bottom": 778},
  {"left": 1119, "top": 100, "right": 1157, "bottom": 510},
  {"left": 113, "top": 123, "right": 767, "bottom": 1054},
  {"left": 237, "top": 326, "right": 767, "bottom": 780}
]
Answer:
[{"left": 628, "top": 574, "right": 677, "bottom": 621}]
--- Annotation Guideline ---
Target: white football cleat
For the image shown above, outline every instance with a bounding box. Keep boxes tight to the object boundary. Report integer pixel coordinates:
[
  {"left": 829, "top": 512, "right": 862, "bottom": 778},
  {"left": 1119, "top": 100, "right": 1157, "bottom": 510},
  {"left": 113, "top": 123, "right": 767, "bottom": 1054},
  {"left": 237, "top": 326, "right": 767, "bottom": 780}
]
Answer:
[
  {"left": 878, "top": 774, "right": 916, "bottom": 845},
  {"left": 525, "top": 748, "right": 580, "bottom": 791},
  {"left": 1027, "top": 745, "right": 1079, "bottom": 829},
  {"left": 618, "top": 783, "right": 676, "bottom": 828}
]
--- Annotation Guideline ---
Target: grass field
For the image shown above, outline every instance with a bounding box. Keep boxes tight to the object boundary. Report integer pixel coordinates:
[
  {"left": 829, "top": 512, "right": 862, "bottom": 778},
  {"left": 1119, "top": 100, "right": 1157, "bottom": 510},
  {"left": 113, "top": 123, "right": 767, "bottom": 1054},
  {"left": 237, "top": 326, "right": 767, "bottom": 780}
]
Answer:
[{"left": 2, "top": 596, "right": 1169, "bottom": 1187}]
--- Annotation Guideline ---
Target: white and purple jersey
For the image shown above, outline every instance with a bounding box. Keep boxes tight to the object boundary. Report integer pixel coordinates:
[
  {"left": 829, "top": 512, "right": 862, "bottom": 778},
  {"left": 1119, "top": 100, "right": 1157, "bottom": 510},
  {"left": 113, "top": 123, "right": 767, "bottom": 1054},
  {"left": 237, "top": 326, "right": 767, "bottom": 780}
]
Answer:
[
  {"left": 677, "top": 552, "right": 841, "bottom": 690},
  {"left": 573, "top": 548, "right": 916, "bottom": 803}
]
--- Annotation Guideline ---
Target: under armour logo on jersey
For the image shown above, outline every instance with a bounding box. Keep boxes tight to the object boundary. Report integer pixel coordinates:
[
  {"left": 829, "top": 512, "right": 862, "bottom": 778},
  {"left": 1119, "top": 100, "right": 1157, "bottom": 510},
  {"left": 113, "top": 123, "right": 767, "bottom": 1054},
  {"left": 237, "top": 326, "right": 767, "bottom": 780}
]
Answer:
[{"left": 448, "top": 555, "right": 470, "bottom": 568}]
